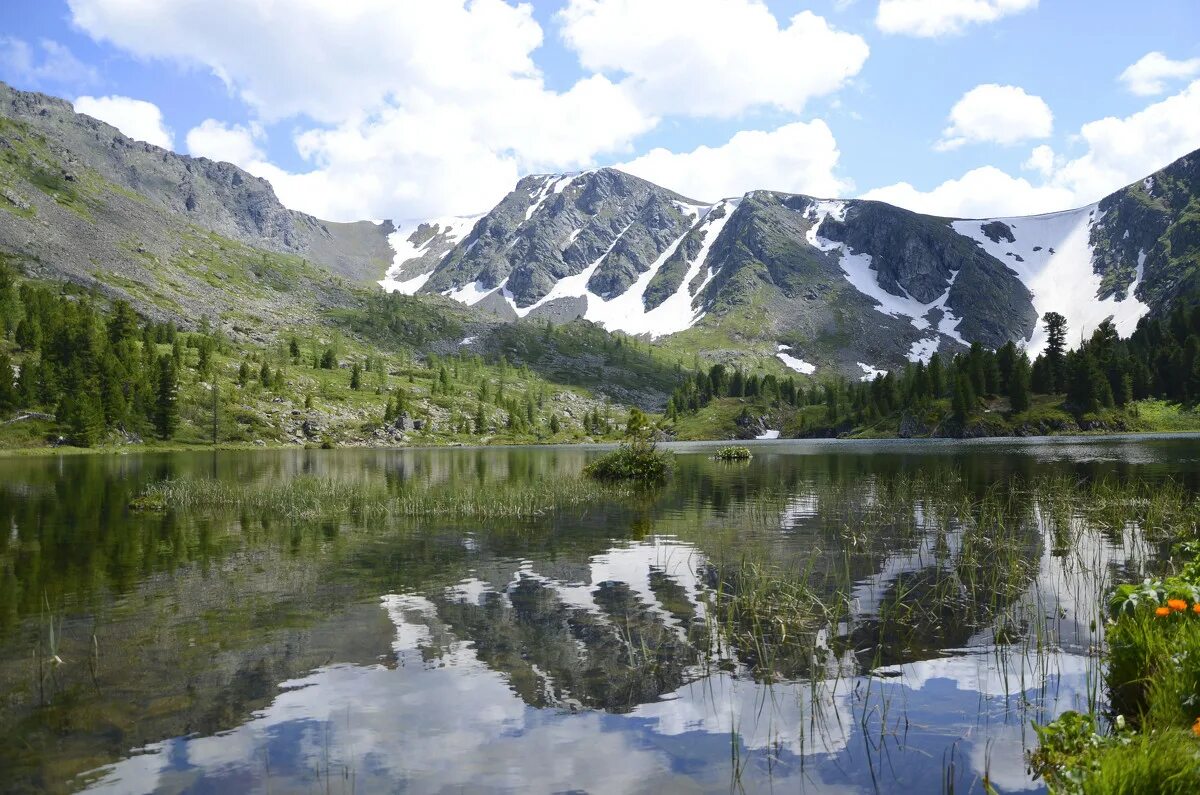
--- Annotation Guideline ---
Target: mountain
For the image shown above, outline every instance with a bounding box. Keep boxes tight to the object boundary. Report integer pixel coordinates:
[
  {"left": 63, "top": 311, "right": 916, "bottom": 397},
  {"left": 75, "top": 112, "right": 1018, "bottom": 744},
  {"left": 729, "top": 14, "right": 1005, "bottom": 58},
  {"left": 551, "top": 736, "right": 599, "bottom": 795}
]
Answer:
[
  {"left": 386, "top": 154, "right": 1200, "bottom": 380},
  {"left": 0, "top": 81, "right": 395, "bottom": 334}
]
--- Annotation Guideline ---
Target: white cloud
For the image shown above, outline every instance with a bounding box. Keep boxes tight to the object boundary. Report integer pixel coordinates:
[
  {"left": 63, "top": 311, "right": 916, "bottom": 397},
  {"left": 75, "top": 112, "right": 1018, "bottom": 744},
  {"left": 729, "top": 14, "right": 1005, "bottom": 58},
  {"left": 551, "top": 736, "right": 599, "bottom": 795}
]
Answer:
[
  {"left": 619, "top": 121, "right": 850, "bottom": 203},
  {"left": 559, "top": 1, "right": 868, "bottom": 117},
  {"left": 1022, "top": 143, "right": 1056, "bottom": 178},
  {"left": 864, "top": 79, "right": 1200, "bottom": 217},
  {"left": 0, "top": 36, "right": 99, "bottom": 90},
  {"left": 74, "top": 95, "right": 174, "bottom": 149},
  {"left": 862, "top": 166, "right": 1072, "bottom": 217},
  {"left": 186, "top": 119, "right": 266, "bottom": 166},
  {"left": 876, "top": 0, "right": 1038, "bottom": 37},
  {"left": 935, "top": 84, "right": 1052, "bottom": 150},
  {"left": 1119, "top": 51, "right": 1200, "bottom": 96},
  {"left": 66, "top": 0, "right": 656, "bottom": 222}
]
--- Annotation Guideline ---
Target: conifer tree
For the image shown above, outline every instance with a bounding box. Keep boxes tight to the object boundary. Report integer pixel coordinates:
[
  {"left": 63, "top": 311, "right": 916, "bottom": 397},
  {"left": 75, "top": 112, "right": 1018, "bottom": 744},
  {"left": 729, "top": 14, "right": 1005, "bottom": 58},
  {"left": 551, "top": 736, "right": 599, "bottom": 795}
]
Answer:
[
  {"left": 238, "top": 361, "right": 251, "bottom": 387},
  {"left": 154, "top": 355, "right": 179, "bottom": 440},
  {"left": 0, "top": 353, "right": 14, "bottom": 414},
  {"left": 1008, "top": 351, "right": 1032, "bottom": 413},
  {"left": 350, "top": 362, "right": 362, "bottom": 390}
]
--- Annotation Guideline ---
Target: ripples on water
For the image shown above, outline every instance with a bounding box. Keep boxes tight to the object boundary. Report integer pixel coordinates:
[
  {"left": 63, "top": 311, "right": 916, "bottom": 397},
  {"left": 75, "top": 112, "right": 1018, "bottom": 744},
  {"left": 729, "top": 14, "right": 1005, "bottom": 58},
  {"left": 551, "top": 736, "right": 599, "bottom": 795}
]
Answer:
[{"left": 1, "top": 435, "right": 1197, "bottom": 794}]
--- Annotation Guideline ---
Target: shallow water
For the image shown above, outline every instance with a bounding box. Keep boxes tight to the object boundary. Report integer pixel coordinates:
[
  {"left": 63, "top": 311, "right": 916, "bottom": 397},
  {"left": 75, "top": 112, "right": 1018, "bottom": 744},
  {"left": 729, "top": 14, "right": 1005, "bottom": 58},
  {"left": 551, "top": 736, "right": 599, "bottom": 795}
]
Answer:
[{"left": 1, "top": 434, "right": 1198, "bottom": 794}]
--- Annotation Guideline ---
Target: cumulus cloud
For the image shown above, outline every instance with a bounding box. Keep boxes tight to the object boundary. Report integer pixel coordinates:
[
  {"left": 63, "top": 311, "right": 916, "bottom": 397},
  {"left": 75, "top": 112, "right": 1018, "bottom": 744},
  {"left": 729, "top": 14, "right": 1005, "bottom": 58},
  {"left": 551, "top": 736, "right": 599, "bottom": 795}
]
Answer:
[
  {"left": 865, "top": 79, "right": 1200, "bottom": 217},
  {"left": 559, "top": 1, "right": 869, "bottom": 117},
  {"left": 0, "top": 36, "right": 99, "bottom": 91},
  {"left": 65, "top": 0, "right": 658, "bottom": 221},
  {"left": 186, "top": 119, "right": 266, "bottom": 166},
  {"left": 935, "top": 84, "right": 1053, "bottom": 150},
  {"left": 876, "top": 0, "right": 1038, "bottom": 37},
  {"left": 74, "top": 95, "right": 174, "bottom": 149},
  {"left": 862, "top": 166, "right": 1072, "bottom": 217},
  {"left": 1119, "top": 51, "right": 1200, "bottom": 96},
  {"left": 619, "top": 121, "right": 850, "bottom": 203}
]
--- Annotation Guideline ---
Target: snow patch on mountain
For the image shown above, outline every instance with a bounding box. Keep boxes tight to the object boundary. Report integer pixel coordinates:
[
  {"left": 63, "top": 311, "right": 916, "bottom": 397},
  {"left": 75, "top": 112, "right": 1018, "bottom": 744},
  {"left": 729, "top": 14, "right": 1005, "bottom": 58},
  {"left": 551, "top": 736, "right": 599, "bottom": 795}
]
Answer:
[
  {"left": 380, "top": 215, "right": 482, "bottom": 294},
  {"left": 951, "top": 206, "right": 1149, "bottom": 356},
  {"left": 858, "top": 363, "right": 887, "bottom": 381},
  {"left": 776, "top": 344, "right": 816, "bottom": 374},
  {"left": 448, "top": 198, "right": 738, "bottom": 339},
  {"left": 804, "top": 202, "right": 967, "bottom": 350}
]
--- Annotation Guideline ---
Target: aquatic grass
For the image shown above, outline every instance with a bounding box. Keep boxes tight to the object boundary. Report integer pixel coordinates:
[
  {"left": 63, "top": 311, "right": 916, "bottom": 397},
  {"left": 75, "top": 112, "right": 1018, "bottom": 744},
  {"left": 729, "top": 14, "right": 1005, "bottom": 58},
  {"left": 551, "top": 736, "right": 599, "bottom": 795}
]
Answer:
[
  {"left": 132, "top": 474, "right": 634, "bottom": 521},
  {"left": 713, "top": 446, "right": 752, "bottom": 461}
]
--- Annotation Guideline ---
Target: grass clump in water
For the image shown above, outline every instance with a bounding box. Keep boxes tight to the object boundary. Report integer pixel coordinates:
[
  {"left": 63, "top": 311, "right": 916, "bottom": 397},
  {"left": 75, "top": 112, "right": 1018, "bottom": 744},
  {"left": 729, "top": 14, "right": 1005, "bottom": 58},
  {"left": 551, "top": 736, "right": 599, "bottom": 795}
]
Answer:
[
  {"left": 713, "top": 446, "right": 752, "bottom": 461},
  {"left": 584, "top": 409, "right": 674, "bottom": 485}
]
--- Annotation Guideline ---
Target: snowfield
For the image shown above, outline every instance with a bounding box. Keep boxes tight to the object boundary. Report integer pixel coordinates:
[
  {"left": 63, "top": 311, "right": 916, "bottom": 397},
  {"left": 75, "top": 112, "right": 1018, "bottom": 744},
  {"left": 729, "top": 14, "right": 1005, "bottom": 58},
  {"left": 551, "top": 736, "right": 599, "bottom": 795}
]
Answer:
[{"left": 951, "top": 206, "right": 1148, "bottom": 355}]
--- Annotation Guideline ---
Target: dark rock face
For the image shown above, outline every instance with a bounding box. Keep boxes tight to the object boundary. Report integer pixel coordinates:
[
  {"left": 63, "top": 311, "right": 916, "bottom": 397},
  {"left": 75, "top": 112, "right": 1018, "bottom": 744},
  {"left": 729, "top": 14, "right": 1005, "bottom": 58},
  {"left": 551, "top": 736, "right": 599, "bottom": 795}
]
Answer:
[
  {"left": 422, "top": 168, "right": 700, "bottom": 307},
  {"left": 820, "top": 201, "right": 1037, "bottom": 347},
  {"left": 980, "top": 221, "right": 1015, "bottom": 244}
]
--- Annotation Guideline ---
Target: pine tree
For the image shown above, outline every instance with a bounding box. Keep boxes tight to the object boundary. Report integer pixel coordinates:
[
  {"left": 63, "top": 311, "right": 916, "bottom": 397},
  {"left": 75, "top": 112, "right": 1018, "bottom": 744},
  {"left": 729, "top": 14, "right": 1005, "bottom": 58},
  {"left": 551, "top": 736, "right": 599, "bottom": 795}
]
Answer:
[
  {"left": 549, "top": 413, "right": 560, "bottom": 435},
  {"left": 350, "top": 362, "right": 362, "bottom": 390},
  {"left": 260, "top": 361, "right": 272, "bottom": 388},
  {"left": 238, "top": 361, "right": 251, "bottom": 387},
  {"left": 320, "top": 348, "right": 337, "bottom": 369},
  {"left": 154, "top": 355, "right": 179, "bottom": 440}
]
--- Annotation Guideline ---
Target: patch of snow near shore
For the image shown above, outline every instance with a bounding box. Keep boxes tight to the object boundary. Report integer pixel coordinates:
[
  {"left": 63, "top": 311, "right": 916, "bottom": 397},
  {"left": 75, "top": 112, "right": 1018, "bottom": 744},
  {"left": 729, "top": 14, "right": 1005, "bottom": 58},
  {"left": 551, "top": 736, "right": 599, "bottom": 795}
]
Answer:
[
  {"left": 756, "top": 429, "right": 781, "bottom": 440},
  {"left": 803, "top": 201, "right": 966, "bottom": 349},
  {"left": 776, "top": 344, "right": 816, "bottom": 374},
  {"left": 951, "top": 206, "right": 1149, "bottom": 356}
]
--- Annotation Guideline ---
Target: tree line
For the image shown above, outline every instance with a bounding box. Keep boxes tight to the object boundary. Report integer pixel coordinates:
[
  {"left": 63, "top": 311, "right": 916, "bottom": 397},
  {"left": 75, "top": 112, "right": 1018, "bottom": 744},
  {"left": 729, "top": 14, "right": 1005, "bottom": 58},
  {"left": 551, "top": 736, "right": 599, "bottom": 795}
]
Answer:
[{"left": 667, "top": 295, "right": 1200, "bottom": 430}]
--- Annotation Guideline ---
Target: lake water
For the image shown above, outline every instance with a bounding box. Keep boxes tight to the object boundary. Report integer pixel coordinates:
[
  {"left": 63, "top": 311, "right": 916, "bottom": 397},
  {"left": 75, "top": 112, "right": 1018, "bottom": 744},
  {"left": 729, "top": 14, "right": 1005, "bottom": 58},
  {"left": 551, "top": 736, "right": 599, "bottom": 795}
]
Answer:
[{"left": 2, "top": 435, "right": 1199, "bottom": 794}]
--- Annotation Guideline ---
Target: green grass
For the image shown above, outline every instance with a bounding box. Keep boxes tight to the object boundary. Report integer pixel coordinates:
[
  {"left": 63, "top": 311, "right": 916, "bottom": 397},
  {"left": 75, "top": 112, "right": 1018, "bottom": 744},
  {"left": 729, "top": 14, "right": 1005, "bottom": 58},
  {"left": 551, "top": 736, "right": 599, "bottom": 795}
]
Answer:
[{"left": 131, "top": 473, "right": 635, "bottom": 520}]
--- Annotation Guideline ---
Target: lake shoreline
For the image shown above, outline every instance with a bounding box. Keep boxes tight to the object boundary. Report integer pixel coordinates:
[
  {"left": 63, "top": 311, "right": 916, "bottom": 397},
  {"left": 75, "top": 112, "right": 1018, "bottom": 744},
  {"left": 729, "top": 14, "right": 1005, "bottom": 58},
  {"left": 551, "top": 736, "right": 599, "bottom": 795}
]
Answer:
[{"left": 2, "top": 427, "right": 1199, "bottom": 459}]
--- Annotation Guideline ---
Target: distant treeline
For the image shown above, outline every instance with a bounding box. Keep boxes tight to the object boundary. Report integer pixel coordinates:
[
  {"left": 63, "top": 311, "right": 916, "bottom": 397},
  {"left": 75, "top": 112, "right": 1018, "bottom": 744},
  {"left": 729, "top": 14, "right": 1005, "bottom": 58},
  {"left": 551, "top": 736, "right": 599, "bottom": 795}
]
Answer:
[{"left": 668, "top": 295, "right": 1200, "bottom": 427}]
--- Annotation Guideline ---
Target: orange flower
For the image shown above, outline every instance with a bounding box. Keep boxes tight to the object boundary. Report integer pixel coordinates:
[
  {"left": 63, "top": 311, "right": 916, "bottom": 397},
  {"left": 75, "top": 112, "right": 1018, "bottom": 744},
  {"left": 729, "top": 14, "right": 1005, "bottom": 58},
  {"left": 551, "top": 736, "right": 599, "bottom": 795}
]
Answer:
[
  {"left": 1194, "top": 717, "right": 1200, "bottom": 738},
  {"left": 1167, "top": 599, "right": 1188, "bottom": 612},
  {"left": 1194, "top": 603, "right": 1200, "bottom": 615},
  {"left": 1156, "top": 606, "right": 1171, "bottom": 617}
]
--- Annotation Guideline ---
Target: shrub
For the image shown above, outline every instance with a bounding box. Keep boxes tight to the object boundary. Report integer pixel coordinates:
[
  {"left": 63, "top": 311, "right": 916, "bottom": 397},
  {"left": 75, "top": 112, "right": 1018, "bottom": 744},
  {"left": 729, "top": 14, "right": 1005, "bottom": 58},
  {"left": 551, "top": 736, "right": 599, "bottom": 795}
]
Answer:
[
  {"left": 583, "top": 437, "right": 674, "bottom": 484},
  {"left": 714, "top": 446, "right": 752, "bottom": 461}
]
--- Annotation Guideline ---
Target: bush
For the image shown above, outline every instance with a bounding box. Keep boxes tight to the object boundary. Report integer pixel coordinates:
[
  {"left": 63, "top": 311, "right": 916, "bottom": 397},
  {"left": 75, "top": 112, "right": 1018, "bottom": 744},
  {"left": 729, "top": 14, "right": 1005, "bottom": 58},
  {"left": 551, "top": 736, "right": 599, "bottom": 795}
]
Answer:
[{"left": 584, "top": 436, "right": 674, "bottom": 484}]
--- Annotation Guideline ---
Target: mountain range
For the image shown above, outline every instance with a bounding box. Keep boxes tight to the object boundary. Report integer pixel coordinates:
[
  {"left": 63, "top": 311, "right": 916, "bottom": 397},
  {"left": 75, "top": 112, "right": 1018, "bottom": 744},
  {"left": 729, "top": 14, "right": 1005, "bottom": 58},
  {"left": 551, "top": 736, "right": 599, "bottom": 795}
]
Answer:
[
  {"left": 3, "top": 79, "right": 1198, "bottom": 383},
  {"left": 386, "top": 154, "right": 1199, "bottom": 381}
]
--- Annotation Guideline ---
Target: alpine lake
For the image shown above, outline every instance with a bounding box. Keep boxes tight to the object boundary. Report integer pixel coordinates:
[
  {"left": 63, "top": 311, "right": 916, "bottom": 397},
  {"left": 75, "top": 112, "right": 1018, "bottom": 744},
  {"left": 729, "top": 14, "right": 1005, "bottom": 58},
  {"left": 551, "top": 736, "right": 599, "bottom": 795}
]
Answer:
[{"left": 2, "top": 434, "right": 1199, "bottom": 794}]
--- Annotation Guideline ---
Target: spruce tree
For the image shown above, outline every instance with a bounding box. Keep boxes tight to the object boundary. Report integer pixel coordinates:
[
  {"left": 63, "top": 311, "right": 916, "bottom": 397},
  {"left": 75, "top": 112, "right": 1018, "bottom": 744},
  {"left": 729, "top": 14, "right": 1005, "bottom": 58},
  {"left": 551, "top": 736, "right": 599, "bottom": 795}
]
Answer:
[
  {"left": 1008, "top": 352, "right": 1032, "bottom": 413},
  {"left": 154, "top": 355, "right": 179, "bottom": 440},
  {"left": 350, "top": 362, "right": 362, "bottom": 390},
  {"left": 0, "top": 353, "right": 14, "bottom": 414},
  {"left": 1043, "top": 311, "right": 1068, "bottom": 391},
  {"left": 238, "top": 361, "right": 251, "bottom": 387}
]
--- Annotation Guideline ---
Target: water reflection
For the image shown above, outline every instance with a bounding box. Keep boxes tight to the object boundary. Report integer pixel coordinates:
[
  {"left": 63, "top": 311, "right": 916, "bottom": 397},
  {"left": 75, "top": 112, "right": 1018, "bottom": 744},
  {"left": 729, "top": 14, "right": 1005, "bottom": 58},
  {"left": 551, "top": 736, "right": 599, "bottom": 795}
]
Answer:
[{"left": 0, "top": 435, "right": 1195, "bottom": 793}]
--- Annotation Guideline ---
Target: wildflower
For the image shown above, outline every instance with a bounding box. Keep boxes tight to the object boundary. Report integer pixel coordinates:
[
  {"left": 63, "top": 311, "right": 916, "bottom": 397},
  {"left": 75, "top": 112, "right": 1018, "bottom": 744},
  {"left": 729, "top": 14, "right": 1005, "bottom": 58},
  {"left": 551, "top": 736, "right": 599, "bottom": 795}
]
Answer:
[
  {"left": 1194, "top": 717, "right": 1200, "bottom": 738},
  {"left": 1167, "top": 598, "right": 1188, "bottom": 612},
  {"left": 1155, "top": 606, "right": 1171, "bottom": 617},
  {"left": 1194, "top": 603, "right": 1200, "bottom": 615}
]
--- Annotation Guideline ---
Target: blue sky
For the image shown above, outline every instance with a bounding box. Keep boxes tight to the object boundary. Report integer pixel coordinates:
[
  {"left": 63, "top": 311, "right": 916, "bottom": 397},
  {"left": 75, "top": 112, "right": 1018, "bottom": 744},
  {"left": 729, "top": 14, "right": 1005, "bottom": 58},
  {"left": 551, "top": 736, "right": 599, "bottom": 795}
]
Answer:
[{"left": 2, "top": 0, "right": 1199, "bottom": 223}]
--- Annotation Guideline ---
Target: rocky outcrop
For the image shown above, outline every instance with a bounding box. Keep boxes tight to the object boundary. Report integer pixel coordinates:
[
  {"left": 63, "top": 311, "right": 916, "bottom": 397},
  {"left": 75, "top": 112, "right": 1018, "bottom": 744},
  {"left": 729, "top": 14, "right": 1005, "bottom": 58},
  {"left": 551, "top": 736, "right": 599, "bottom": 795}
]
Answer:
[{"left": 421, "top": 168, "right": 701, "bottom": 308}]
